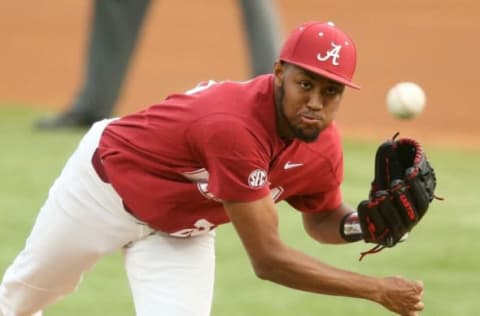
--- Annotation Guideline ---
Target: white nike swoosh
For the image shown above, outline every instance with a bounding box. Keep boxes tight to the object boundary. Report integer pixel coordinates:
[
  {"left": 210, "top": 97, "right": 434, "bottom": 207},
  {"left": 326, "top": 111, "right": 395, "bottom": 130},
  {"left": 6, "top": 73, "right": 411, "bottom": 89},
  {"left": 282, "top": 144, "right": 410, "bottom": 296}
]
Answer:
[{"left": 283, "top": 162, "right": 304, "bottom": 170}]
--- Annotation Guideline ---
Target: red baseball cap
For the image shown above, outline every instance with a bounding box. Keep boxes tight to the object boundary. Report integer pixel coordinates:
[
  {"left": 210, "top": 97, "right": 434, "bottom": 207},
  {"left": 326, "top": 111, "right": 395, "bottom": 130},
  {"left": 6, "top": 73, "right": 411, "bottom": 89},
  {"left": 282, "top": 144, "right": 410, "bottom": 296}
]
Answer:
[{"left": 279, "top": 21, "right": 360, "bottom": 89}]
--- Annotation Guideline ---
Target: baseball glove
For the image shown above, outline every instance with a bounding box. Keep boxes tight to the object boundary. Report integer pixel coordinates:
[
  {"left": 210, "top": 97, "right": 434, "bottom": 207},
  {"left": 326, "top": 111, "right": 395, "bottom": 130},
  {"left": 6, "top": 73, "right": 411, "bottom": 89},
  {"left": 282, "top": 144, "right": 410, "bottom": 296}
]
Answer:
[{"left": 357, "top": 133, "right": 440, "bottom": 260}]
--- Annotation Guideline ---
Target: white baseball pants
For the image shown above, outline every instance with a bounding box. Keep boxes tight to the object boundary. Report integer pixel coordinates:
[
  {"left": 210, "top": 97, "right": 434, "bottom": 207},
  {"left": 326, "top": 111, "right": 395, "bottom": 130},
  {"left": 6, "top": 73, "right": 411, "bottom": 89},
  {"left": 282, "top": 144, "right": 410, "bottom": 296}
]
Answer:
[{"left": 0, "top": 120, "right": 216, "bottom": 316}]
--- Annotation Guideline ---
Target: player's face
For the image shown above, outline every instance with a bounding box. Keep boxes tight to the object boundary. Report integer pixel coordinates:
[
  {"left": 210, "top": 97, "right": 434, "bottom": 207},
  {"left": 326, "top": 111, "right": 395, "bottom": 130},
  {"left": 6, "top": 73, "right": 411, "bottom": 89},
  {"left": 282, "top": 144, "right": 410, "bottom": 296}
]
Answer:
[{"left": 273, "top": 62, "right": 345, "bottom": 142}]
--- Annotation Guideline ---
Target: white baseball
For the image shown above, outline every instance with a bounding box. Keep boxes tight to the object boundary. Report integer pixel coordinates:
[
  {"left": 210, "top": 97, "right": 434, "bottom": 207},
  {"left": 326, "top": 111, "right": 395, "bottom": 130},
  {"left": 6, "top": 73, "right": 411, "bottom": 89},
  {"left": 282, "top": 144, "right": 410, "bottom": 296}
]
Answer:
[{"left": 386, "top": 82, "right": 426, "bottom": 119}]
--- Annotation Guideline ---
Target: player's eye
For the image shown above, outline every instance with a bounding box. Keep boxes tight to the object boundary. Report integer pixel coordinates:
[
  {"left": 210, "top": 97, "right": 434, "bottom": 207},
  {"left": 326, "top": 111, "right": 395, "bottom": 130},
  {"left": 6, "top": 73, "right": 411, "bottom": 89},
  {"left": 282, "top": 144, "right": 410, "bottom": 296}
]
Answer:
[
  {"left": 323, "top": 85, "right": 344, "bottom": 96},
  {"left": 299, "top": 80, "right": 312, "bottom": 90}
]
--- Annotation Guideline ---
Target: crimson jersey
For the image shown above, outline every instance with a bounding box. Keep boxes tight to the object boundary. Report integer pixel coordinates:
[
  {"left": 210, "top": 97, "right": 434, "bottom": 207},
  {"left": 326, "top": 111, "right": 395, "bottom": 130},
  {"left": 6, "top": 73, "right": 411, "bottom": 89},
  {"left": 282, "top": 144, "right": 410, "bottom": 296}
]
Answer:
[{"left": 97, "top": 75, "right": 343, "bottom": 236}]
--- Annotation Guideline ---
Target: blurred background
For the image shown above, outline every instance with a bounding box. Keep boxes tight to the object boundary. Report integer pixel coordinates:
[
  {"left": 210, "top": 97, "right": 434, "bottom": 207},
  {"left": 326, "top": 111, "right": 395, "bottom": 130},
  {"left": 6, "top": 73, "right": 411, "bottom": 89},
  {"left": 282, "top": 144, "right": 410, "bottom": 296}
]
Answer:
[
  {"left": 0, "top": 1, "right": 479, "bottom": 315},
  {"left": 1, "top": 0, "right": 479, "bottom": 146}
]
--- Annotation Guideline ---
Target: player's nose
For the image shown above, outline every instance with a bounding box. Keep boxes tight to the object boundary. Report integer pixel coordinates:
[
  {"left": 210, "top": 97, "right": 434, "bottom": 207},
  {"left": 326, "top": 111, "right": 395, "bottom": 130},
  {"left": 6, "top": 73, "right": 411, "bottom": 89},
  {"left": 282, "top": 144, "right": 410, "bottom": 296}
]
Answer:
[{"left": 306, "top": 93, "right": 324, "bottom": 110}]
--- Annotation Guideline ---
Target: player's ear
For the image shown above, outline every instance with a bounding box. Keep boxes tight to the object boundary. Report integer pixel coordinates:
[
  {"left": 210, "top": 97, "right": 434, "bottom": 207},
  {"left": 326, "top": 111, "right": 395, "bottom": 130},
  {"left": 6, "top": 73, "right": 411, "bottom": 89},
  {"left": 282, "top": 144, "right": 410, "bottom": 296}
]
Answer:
[{"left": 273, "top": 61, "right": 285, "bottom": 87}]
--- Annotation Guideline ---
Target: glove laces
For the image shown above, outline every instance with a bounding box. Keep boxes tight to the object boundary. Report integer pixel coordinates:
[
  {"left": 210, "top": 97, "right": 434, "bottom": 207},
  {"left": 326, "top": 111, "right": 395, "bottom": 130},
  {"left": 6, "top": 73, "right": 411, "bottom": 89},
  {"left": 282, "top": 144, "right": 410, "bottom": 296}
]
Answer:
[{"left": 358, "top": 244, "right": 386, "bottom": 261}]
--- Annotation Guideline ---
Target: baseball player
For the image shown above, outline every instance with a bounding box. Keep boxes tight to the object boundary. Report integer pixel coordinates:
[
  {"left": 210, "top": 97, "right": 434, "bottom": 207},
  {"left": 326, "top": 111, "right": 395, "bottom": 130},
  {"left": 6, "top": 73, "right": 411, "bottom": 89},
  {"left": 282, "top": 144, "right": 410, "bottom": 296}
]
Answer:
[{"left": 0, "top": 22, "right": 427, "bottom": 316}]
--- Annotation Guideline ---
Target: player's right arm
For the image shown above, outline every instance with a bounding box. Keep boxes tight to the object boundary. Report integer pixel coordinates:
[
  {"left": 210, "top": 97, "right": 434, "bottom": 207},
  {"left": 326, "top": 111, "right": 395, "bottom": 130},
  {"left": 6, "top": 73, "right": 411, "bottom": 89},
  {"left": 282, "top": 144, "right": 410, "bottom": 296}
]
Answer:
[{"left": 222, "top": 195, "right": 424, "bottom": 316}]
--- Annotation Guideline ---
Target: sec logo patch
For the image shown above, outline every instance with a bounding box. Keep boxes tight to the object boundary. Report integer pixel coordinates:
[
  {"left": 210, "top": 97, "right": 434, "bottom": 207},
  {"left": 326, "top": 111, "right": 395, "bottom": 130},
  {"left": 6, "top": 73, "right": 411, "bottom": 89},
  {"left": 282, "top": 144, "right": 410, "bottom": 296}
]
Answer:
[{"left": 248, "top": 169, "right": 267, "bottom": 188}]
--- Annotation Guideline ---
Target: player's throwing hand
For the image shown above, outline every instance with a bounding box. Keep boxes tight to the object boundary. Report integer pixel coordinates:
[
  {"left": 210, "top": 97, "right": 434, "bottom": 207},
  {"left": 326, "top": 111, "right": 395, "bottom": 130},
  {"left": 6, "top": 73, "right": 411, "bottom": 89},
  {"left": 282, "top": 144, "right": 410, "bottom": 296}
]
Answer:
[{"left": 377, "top": 277, "right": 424, "bottom": 316}]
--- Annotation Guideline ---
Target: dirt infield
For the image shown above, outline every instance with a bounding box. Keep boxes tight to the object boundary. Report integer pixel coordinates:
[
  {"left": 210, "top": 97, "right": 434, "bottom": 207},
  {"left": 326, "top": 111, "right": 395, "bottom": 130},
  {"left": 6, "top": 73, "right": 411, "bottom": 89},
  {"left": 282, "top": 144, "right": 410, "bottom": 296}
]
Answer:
[{"left": 1, "top": 0, "right": 479, "bottom": 148}]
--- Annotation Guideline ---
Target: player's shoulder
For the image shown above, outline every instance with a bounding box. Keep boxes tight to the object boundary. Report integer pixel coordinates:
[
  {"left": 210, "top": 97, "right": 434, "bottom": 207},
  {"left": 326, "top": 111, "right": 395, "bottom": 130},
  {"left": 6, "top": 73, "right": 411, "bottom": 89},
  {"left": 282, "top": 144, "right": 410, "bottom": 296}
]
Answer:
[
  {"left": 188, "top": 74, "right": 272, "bottom": 92},
  {"left": 210, "top": 74, "right": 274, "bottom": 99}
]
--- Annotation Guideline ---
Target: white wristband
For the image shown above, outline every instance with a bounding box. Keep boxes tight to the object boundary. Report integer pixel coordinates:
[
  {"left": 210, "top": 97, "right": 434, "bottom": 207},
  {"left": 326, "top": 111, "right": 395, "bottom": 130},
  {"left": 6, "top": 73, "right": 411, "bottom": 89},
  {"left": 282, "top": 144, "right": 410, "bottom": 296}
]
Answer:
[{"left": 340, "top": 212, "right": 363, "bottom": 242}]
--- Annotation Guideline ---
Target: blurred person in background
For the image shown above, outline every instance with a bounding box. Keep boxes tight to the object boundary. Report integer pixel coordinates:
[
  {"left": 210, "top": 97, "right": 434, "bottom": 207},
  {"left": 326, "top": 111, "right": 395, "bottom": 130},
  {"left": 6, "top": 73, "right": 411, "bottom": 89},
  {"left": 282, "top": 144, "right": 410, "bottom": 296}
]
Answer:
[{"left": 35, "top": 0, "right": 283, "bottom": 129}]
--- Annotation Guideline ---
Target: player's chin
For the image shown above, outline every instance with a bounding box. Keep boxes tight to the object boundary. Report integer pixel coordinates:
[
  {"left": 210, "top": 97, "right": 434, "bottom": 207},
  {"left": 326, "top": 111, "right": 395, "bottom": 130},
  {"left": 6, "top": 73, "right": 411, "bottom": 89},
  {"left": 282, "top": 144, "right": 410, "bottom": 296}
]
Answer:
[{"left": 293, "top": 126, "right": 321, "bottom": 143}]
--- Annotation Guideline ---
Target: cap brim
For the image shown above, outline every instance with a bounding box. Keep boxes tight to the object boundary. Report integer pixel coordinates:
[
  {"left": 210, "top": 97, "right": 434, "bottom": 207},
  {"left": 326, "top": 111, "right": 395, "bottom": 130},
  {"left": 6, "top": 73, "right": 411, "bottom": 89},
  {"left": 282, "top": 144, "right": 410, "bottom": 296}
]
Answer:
[{"left": 281, "top": 59, "right": 361, "bottom": 90}]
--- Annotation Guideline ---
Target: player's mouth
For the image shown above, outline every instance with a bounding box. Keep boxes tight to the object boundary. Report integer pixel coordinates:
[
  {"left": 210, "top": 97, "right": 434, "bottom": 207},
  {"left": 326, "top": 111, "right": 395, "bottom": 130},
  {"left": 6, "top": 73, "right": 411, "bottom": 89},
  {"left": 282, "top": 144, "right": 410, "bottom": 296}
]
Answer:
[{"left": 300, "top": 113, "right": 322, "bottom": 124}]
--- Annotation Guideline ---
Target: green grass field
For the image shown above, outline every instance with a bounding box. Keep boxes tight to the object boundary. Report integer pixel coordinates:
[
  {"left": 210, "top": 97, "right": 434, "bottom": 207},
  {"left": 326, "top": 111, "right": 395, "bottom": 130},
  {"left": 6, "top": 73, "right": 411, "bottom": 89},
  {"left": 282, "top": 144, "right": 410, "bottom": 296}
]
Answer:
[{"left": 1, "top": 105, "right": 479, "bottom": 315}]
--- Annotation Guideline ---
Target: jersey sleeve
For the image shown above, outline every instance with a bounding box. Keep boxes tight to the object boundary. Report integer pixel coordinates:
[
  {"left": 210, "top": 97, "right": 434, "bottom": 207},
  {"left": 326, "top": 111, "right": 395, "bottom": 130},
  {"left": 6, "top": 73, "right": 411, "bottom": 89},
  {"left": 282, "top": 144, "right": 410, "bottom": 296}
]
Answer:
[{"left": 187, "top": 115, "right": 271, "bottom": 202}]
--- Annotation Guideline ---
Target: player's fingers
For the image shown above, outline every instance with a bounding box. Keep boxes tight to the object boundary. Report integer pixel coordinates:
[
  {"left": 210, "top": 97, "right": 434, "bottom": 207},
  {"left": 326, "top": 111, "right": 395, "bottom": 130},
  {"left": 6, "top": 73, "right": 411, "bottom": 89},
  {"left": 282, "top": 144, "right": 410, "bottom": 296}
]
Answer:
[
  {"left": 414, "top": 301, "right": 425, "bottom": 311},
  {"left": 413, "top": 280, "right": 424, "bottom": 293}
]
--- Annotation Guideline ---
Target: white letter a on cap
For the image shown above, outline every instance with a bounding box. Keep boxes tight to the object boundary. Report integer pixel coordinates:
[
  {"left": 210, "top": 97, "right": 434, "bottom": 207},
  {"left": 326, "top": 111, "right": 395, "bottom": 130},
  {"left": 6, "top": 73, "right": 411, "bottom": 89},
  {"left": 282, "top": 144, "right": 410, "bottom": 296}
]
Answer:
[{"left": 317, "top": 42, "right": 342, "bottom": 66}]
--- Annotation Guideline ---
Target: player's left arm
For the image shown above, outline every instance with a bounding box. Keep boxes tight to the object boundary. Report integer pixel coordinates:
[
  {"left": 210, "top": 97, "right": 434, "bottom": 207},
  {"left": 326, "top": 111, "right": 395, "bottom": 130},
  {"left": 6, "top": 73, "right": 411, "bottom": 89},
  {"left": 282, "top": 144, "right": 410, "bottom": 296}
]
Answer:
[{"left": 302, "top": 202, "right": 358, "bottom": 244}]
